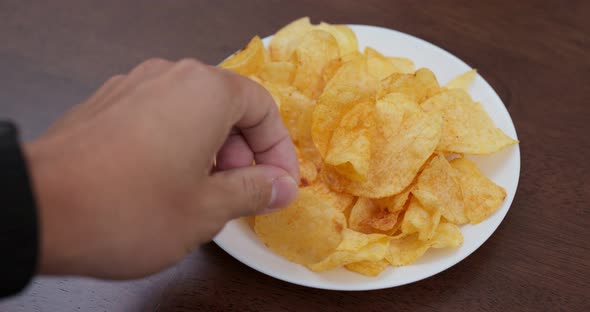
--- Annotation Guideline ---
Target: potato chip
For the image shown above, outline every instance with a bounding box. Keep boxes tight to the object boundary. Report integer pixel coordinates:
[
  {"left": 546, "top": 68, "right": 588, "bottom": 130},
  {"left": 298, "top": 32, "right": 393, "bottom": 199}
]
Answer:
[
  {"left": 220, "top": 36, "right": 266, "bottom": 76},
  {"left": 450, "top": 157, "right": 507, "bottom": 224},
  {"left": 254, "top": 188, "right": 346, "bottom": 265},
  {"left": 348, "top": 197, "right": 380, "bottom": 234},
  {"left": 311, "top": 56, "right": 378, "bottom": 157},
  {"left": 324, "top": 101, "right": 374, "bottom": 181},
  {"left": 373, "top": 185, "right": 412, "bottom": 213},
  {"left": 305, "top": 180, "right": 355, "bottom": 212},
  {"left": 348, "top": 197, "right": 402, "bottom": 234},
  {"left": 378, "top": 68, "right": 440, "bottom": 103},
  {"left": 345, "top": 260, "right": 389, "bottom": 276},
  {"left": 445, "top": 69, "right": 477, "bottom": 90},
  {"left": 298, "top": 156, "right": 318, "bottom": 186},
  {"left": 269, "top": 17, "right": 313, "bottom": 62},
  {"left": 387, "top": 57, "right": 415, "bottom": 74},
  {"left": 321, "top": 109, "right": 443, "bottom": 198},
  {"left": 421, "top": 89, "right": 518, "bottom": 154},
  {"left": 317, "top": 23, "right": 359, "bottom": 57},
  {"left": 292, "top": 30, "right": 340, "bottom": 99},
  {"left": 365, "top": 47, "right": 414, "bottom": 79},
  {"left": 412, "top": 154, "right": 468, "bottom": 224},
  {"left": 307, "top": 229, "right": 391, "bottom": 271},
  {"left": 386, "top": 222, "right": 463, "bottom": 266},
  {"left": 363, "top": 209, "right": 403, "bottom": 233},
  {"left": 258, "top": 61, "right": 296, "bottom": 85},
  {"left": 400, "top": 196, "right": 441, "bottom": 240},
  {"left": 277, "top": 87, "right": 322, "bottom": 167}
]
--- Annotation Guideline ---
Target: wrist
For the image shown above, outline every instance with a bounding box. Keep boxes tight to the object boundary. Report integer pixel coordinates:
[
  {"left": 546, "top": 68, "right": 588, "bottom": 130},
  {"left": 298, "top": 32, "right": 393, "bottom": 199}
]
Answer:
[{"left": 24, "top": 139, "right": 68, "bottom": 275}]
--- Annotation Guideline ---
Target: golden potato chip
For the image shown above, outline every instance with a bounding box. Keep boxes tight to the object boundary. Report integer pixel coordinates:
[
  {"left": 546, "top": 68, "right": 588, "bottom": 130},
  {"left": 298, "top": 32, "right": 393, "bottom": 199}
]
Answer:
[
  {"left": 431, "top": 222, "right": 464, "bottom": 248},
  {"left": 348, "top": 197, "right": 380, "bottom": 234},
  {"left": 373, "top": 185, "right": 412, "bottom": 213},
  {"left": 298, "top": 156, "right": 318, "bottom": 186},
  {"left": 345, "top": 260, "right": 389, "bottom": 276},
  {"left": 363, "top": 209, "right": 402, "bottom": 233},
  {"left": 321, "top": 109, "right": 443, "bottom": 198},
  {"left": 387, "top": 57, "right": 415, "bottom": 74},
  {"left": 277, "top": 87, "right": 321, "bottom": 166},
  {"left": 400, "top": 196, "right": 441, "bottom": 240},
  {"left": 365, "top": 47, "right": 415, "bottom": 79},
  {"left": 412, "top": 154, "right": 468, "bottom": 224},
  {"left": 292, "top": 29, "right": 340, "bottom": 99},
  {"left": 378, "top": 68, "right": 440, "bottom": 103},
  {"left": 258, "top": 61, "right": 296, "bottom": 85},
  {"left": 450, "top": 157, "right": 507, "bottom": 224},
  {"left": 220, "top": 36, "right": 266, "bottom": 76},
  {"left": 386, "top": 222, "right": 463, "bottom": 266},
  {"left": 348, "top": 197, "right": 402, "bottom": 234},
  {"left": 317, "top": 22, "right": 359, "bottom": 57},
  {"left": 254, "top": 188, "right": 346, "bottom": 265},
  {"left": 311, "top": 56, "right": 378, "bottom": 157},
  {"left": 305, "top": 180, "right": 355, "bottom": 212},
  {"left": 445, "top": 69, "right": 477, "bottom": 90},
  {"left": 421, "top": 89, "right": 518, "bottom": 154},
  {"left": 269, "top": 17, "right": 313, "bottom": 62},
  {"left": 307, "top": 229, "right": 391, "bottom": 271},
  {"left": 324, "top": 101, "right": 374, "bottom": 181}
]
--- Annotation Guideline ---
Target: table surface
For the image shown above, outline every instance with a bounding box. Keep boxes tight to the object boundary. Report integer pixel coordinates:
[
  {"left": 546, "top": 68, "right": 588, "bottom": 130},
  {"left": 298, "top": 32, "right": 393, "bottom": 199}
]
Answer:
[{"left": 1, "top": 0, "right": 589, "bottom": 311}]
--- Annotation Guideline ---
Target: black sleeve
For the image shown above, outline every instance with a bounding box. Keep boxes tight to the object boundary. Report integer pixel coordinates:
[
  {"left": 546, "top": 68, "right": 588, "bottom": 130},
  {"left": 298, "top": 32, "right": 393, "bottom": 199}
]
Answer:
[{"left": 0, "top": 120, "right": 39, "bottom": 298}]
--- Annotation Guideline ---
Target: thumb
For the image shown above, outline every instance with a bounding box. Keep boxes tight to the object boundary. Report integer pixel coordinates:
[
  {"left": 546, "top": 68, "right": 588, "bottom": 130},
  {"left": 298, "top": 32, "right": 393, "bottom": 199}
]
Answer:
[{"left": 205, "top": 165, "right": 298, "bottom": 217}]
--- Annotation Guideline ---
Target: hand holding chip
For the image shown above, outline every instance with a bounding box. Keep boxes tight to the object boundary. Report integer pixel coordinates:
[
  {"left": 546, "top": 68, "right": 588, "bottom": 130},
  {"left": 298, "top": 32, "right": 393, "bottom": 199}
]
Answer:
[{"left": 25, "top": 58, "right": 299, "bottom": 279}]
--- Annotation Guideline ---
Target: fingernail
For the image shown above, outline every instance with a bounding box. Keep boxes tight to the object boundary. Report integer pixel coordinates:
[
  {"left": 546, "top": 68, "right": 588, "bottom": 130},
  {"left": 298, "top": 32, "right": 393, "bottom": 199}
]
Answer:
[{"left": 268, "top": 175, "right": 298, "bottom": 210}]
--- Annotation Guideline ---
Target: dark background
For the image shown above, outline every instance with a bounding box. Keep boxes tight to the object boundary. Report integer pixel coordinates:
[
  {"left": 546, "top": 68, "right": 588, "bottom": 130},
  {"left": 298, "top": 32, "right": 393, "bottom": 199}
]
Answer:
[{"left": 1, "top": 0, "right": 589, "bottom": 311}]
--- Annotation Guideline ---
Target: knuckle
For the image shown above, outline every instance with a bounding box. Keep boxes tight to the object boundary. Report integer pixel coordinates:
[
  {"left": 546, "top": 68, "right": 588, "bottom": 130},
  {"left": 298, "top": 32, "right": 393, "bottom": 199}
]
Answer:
[{"left": 176, "top": 58, "right": 206, "bottom": 72}]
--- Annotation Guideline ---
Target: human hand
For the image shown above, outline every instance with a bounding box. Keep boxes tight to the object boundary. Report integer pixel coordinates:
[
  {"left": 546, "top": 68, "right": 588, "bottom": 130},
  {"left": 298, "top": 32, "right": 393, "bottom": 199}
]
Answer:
[{"left": 25, "top": 58, "right": 299, "bottom": 279}]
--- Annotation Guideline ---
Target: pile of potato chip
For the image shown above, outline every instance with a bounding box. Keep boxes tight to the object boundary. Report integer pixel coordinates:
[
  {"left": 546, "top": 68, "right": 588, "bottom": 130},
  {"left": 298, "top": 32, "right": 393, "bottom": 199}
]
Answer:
[{"left": 221, "top": 17, "right": 518, "bottom": 277}]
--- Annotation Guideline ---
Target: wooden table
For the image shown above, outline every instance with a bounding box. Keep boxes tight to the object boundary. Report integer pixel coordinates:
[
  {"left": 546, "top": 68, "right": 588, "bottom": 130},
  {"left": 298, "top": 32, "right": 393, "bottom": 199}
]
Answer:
[{"left": 1, "top": 1, "right": 588, "bottom": 311}]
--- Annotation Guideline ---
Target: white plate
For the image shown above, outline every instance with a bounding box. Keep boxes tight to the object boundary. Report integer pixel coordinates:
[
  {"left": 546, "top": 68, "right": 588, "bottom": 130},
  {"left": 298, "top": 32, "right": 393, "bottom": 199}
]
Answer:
[{"left": 214, "top": 24, "right": 520, "bottom": 291}]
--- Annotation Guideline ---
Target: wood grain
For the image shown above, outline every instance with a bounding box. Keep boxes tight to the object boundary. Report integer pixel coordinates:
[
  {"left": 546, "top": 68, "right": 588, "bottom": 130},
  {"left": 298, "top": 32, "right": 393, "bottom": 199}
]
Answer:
[{"left": 1, "top": 0, "right": 589, "bottom": 311}]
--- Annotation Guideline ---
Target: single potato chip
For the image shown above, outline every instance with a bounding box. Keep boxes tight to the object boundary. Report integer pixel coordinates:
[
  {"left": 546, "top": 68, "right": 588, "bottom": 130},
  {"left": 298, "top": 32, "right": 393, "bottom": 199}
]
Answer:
[
  {"left": 311, "top": 55, "right": 378, "bottom": 157},
  {"left": 220, "top": 36, "right": 266, "bottom": 76},
  {"left": 386, "top": 222, "right": 463, "bottom": 266},
  {"left": 445, "top": 69, "right": 477, "bottom": 90},
  {"left": 387, "top": 57, "right": 415, "bottom": 74},
  {"left": 305, "top": 180, "right": 355, "bottom": 212},
  {"left": 317, "top": 22, "right": 359, "bottom": 57},
  {"left": 401, "top": 196, "right": 442, "bottom": 240},
  {"left": 345, "top": 260, "right": 389, "bottom": 276},
  {"left": 348, "top": 197, "right": 403, "bottom": 234},
  {"left": 412, "top": 154, "right": 468, "bottom": 224},
  {"left": 269, "top": 17, "right": 313, "bottom": 62},
  {"left": 324, "top": 101, "right": 375, "bottom": 181},
  {"left": 450, "top": 157, "right": 507, "bottom": 224},
  {"left": 307, "top": 229, "right": 391, "bottom": 272},
  {"left": 293, "top": 29, "right": 340, "bottom": 99},
  {"left": 298, "top": 156, "right": 318, "bottom": 186},
  {"left": 258, "top": 61, "right": 297, "bottom": 85},
  {"left": 373, "top": 185, "right": 413, "bottom": 213},
  {"left": 379, "top": 68, "right": 440, "bottom": 103},
  {"left": 421, "top": 89, "right": 518, "bottom": 154},
  {"left": 254, "top": 188, "right": 346, "bottom": 265},
  {"left": 321, "top": 108, "right": 443, "bottom": 198},
  {"left": 365, "top": 47, "right": 415, "bottom": 79}
]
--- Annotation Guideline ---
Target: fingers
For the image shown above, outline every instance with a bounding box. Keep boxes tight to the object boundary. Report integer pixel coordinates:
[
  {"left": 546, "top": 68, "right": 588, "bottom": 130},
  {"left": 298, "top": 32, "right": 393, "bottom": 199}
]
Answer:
[
  {"left": 204, "top": 165, "right": 298, "bottom": 217},
  {"left": 215, "top": 129, "right": 255, "bottom": 171},
  {"left": 215, "top": 69, "right": 300, "bottom": 182}
]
